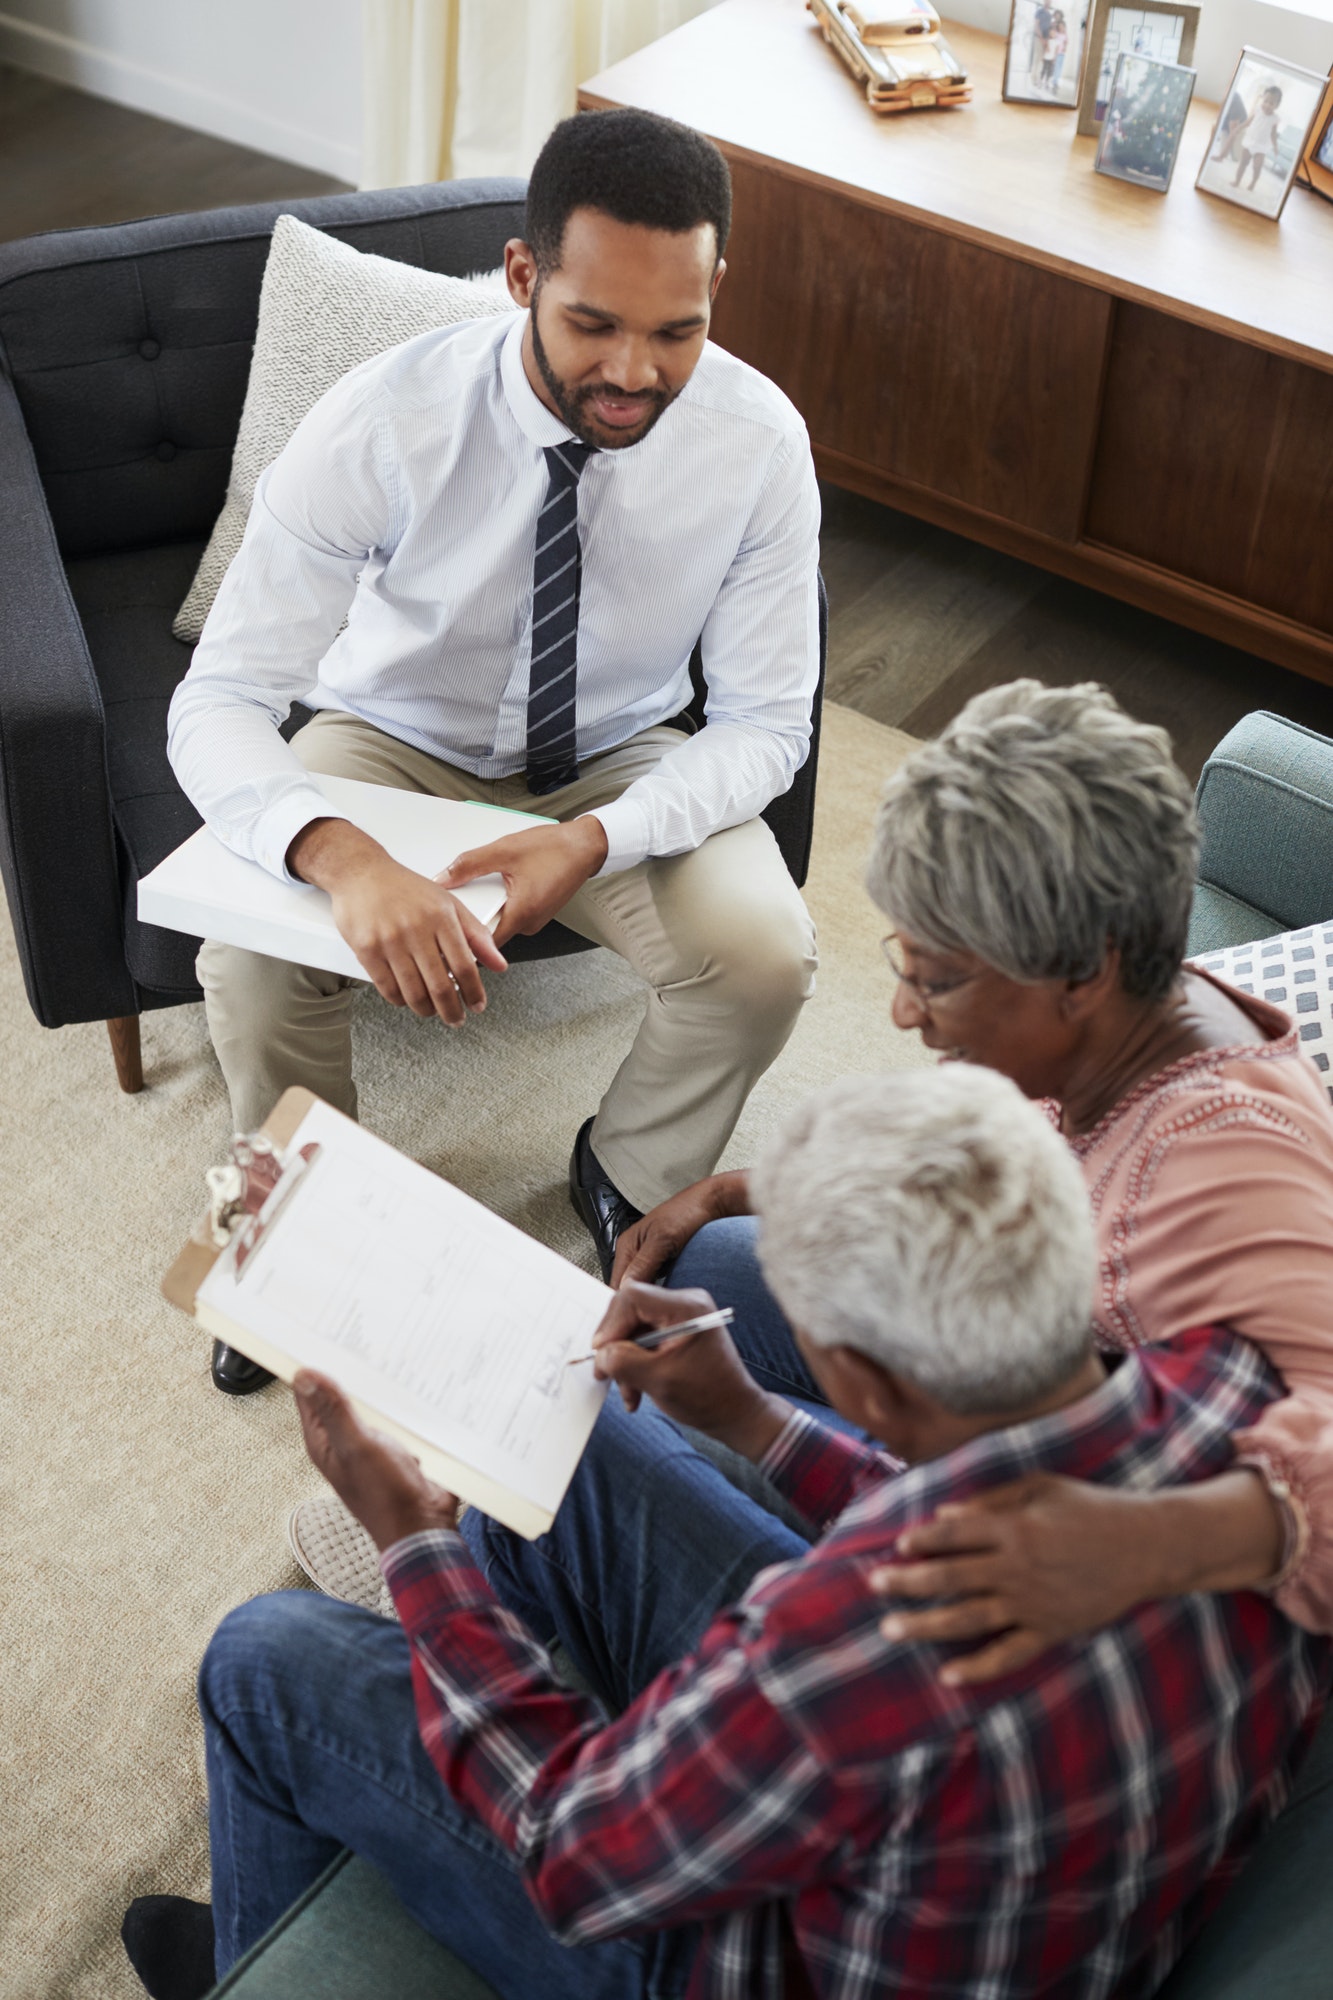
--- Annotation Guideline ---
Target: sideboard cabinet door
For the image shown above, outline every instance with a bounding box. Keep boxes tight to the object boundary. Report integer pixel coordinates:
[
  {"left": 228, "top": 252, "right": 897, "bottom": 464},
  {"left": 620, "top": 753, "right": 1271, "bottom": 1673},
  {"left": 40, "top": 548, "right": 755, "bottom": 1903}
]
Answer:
[
  {"left": 1085, "top": 305, "right": 1333, "bottom": 636},
  {"left": 711, "top": 157, "right": 1112, "bottom": 544}
]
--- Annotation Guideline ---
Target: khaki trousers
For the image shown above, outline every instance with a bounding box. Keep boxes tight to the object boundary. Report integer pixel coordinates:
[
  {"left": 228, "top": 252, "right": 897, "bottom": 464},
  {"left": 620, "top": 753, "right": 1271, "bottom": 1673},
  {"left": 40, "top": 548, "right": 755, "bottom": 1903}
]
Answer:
[{"left": 197, "top": 712, "right": 817, "bottom": 1212}]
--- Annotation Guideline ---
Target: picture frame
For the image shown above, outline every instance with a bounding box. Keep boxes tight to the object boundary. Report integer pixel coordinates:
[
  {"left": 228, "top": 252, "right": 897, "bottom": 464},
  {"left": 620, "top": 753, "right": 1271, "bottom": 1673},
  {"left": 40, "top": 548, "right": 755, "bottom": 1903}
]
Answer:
[
  {"left": 1002, "top": 0, "right": 1087, "bottom": 108},
  {"left": 1076, "top": 0, "right": 1198, "bottom": 139},
  {"left": 1196, "top": 47, "right": 1332, "bottom": 223},
  {"left": 1094, "top": 52, "right": 1196, "bottom": 192},
  {"left": 1296, "top": 77, "right": 1333, "bottom": 206}
]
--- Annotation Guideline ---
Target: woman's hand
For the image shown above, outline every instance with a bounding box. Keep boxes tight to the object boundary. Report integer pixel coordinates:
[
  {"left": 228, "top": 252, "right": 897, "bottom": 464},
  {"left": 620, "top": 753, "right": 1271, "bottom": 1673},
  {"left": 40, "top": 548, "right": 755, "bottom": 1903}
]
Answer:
[
  {"left": 870, "top": 1468, "right": 1285, "bottom": 1686},
  {"left": 611, "top": 1171, "right": 753, "bottom": 1288},
  {"left": 870, "top": 1475, "right": 1147, "bottom": 1685}
]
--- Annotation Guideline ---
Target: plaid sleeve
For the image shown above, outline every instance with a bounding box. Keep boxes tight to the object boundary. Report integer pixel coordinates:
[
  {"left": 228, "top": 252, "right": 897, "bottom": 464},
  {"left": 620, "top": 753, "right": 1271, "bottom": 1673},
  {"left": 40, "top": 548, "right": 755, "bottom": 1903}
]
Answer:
[
  {"left": 758, "top": 1406, "right": 898, "bottom": 1530},
  {"left": 382, "top": 1527, "right": 870, "bottom": 1944}
]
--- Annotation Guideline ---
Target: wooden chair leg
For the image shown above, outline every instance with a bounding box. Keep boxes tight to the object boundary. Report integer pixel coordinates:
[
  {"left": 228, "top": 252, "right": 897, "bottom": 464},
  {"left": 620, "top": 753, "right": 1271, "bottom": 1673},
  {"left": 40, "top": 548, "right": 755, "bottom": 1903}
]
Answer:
[{"left": 107, "top": 1014, "right": 144, "bottom": 1093}]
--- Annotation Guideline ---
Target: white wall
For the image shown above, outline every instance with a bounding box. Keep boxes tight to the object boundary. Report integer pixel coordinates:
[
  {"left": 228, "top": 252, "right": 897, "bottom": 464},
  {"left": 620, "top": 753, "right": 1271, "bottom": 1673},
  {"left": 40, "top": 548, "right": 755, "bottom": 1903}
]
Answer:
[
  {"left": 937, "top": 0, "right": 1332, "bottom": 102},
  {"left": 0, "top": 0, "right": 362, "bottom": 180},
  {"left": 0, "top": 0, "right": 1324, "bottom": 182},
  {"left": 1197, "top": 0, "right": 1333, "bottom": 102}
]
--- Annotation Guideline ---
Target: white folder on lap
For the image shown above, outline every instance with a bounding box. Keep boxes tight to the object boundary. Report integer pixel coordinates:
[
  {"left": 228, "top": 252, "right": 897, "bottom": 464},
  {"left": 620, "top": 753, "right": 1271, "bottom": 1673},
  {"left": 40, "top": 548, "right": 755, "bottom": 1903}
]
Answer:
[{"left": 137, "top": 775, "right": 553, "bottom": 980}]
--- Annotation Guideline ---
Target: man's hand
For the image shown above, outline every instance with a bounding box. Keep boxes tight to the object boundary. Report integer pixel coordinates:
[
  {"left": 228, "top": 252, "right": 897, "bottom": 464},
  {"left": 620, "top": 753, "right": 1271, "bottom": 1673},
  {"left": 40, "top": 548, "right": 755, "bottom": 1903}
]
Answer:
[
  {"left": 611, "top": 1172, "right": 753, "bottom": 1287},
  {"left": 440, "top": 816, "right": 608, "bottom": 949},
  {"left": 288, "top": 818, "right": 507, "bottom": 1025},
  {"left": 294, "top": 1369, "right": 461, "bottom": 1552},
  {"left": 592, "top": 1279, "right": 790, "bottom": 1462}
]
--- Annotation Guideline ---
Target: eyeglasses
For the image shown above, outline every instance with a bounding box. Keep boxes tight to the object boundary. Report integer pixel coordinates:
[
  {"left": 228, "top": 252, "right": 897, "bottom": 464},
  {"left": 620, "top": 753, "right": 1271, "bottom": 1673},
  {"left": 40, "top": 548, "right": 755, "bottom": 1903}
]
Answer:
[{"left": 879, "top": 935, "right": 982, "bottom": 1004}]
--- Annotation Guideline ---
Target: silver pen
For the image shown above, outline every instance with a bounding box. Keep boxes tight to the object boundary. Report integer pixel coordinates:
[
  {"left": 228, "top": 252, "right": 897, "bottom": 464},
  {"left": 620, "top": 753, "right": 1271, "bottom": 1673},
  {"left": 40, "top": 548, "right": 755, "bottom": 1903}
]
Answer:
[{"left": 567, "top": 1304, "right": 735, "bottom": 1367}]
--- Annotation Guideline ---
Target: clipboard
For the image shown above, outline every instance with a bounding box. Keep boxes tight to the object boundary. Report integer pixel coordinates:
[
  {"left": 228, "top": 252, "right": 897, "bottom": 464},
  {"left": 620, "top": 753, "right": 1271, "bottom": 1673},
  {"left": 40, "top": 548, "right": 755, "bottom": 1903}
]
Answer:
[
  {"left": 162, "top": 1088, "right": 604, "bottom": 1539},
  {"left": 163, "top": 1086, "right": 319, "bottom": 1317}
]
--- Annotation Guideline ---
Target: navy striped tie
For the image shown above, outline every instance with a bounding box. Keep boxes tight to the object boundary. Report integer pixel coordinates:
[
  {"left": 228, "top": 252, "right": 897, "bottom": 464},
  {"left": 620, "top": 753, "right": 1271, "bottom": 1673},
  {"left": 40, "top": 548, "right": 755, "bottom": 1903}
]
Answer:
[{"left": 525, "top": 441, "right": 595, "bottom": 797}]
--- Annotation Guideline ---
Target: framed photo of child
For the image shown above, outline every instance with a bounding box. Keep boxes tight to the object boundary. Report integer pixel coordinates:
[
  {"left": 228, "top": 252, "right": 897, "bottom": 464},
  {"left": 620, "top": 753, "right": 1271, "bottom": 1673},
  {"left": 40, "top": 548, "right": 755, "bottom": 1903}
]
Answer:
[
  {"left": 1002, "top": 0, "right": 1087, "bottom": 107},
  {"left": 1195, "top": 48, "right": 1331, "bottom": 221},
  {"left": 1297, "top": 78, "right": 1333, "bottom": 206},
  {"left": 1076, "top": 0, "right": 1198, "bottom": 139},
  {"left": 1094, "top": 53, "right": 1196, "bottom": 191}
]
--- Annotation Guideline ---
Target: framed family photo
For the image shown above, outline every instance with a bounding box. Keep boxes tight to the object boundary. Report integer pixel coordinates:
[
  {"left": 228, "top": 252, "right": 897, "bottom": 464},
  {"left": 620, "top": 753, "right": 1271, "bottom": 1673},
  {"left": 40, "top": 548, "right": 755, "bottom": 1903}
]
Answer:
[
  {"left": 1196, "top": 48, "right": 1331, "bottom": 221},
  {"left": 1094, "top": 53, "right": 1196, "bottom": 191},
  {"left": 1076, "top": 0, "right": 1198, "bottom": 138},
  {"left": 1297, "top": 78, "right": 1333, "bottom": 205},
  {"left": 1003, "top": 0, "right": 1087, "bottom": 107}
]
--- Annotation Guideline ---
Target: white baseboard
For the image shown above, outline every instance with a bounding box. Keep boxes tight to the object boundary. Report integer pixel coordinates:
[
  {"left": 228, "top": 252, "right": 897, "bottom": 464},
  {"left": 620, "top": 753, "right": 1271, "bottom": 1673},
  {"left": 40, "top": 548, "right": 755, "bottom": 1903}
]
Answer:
[{"left": 0, "top": 10, "right": 359, "bottom": 183}]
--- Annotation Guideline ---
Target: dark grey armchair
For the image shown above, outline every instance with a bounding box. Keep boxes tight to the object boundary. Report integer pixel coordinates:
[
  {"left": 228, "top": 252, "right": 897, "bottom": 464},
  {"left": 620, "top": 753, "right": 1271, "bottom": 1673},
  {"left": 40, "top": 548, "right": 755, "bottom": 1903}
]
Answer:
[{"left": 0, "top": 183, "right": 826, "bottom": 1093}]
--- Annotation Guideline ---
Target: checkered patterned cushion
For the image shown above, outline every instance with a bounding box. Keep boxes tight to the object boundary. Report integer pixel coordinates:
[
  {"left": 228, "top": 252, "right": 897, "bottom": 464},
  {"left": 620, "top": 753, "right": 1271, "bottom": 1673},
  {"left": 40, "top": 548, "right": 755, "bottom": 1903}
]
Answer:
[{"left": 1191, "top": 921, "right": 1333, "bottom": 1106}]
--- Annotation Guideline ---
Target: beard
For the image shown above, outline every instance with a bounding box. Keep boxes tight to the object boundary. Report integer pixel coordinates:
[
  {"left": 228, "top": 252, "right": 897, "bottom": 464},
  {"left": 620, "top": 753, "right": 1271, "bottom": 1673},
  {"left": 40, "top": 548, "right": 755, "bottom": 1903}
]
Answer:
[{"left": 529, "top": 285, "right": 675, "bottom": 450}]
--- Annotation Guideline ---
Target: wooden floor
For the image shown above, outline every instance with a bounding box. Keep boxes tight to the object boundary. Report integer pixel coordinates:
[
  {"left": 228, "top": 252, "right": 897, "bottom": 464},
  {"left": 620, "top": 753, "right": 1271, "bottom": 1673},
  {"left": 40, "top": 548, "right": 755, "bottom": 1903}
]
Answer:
[
  {"left": 5, "top": 60, "right": 1333, "bottom": 780},
  {"left": 820, "top": 483, "right": 1333, "bottom": 781},
  {"left": 0, "top": 61, "right": 348, "bottom": 242}
]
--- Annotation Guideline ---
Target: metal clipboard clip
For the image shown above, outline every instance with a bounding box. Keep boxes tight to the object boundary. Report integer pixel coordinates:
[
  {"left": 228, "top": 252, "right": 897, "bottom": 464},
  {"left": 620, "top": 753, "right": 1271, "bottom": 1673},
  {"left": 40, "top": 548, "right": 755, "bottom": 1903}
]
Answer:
[{"left": 204, "top": 1132, "right": 322, "bottom": 1283}]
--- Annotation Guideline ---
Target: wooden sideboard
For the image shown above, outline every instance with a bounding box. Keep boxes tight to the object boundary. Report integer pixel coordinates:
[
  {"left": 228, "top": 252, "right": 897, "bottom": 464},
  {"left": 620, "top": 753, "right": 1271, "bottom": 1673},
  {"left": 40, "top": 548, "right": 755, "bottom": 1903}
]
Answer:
[{"left": 581, "top": 0, "right": 1333, "bottom": 683}]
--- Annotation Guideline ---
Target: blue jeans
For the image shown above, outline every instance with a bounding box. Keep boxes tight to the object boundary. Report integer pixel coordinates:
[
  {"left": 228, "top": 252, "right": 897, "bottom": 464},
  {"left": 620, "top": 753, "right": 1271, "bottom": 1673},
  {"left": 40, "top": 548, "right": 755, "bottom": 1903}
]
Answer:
[
  {"left": 201, "top": 1390, "right": 809, "bottom": 1998},
  {"left": 673, "top": 1215, "right": 852, "bottom": 1418}
]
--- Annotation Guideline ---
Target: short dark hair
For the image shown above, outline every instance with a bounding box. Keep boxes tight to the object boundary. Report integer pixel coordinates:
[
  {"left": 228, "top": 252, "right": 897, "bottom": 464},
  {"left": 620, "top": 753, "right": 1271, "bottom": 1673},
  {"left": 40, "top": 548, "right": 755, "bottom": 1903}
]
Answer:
[{"left": 525, "top": 108, "right": 732, "bottom": 273}]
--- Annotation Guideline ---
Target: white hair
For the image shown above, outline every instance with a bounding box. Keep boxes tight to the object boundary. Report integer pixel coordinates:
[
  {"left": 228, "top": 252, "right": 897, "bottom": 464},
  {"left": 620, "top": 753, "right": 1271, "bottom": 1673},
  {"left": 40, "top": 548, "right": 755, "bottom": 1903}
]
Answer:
[{"left": 751, "top": 1068, "right": 1095, "bottom": 1416}]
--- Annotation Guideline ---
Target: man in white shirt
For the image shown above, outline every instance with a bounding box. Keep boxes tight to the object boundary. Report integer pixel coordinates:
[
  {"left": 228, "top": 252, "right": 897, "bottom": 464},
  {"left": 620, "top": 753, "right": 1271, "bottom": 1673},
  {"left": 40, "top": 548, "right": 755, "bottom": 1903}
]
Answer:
[{"left": 169, "top": 109, "right": 820, "bottom": 1370}]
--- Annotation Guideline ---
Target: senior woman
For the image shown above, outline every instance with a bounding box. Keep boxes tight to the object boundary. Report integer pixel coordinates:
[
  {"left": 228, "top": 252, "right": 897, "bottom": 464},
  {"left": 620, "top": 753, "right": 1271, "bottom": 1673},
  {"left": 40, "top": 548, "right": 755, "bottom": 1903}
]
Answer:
[{"left": 615, "top": 678, "right": 1333, "bottom": 1677}]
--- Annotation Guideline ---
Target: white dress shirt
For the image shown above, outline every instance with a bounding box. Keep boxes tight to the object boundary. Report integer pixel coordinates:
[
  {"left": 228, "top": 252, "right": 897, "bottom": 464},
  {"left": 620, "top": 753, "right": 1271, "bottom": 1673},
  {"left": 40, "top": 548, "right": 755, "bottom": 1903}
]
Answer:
[{"left": 168, "top": 311, "right": 821, "bottom": 882}]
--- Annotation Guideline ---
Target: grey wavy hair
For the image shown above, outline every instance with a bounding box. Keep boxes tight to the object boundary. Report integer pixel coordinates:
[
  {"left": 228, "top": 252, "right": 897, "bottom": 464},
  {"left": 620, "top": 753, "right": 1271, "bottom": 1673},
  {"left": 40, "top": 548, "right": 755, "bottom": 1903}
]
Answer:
[
  {"left": 865, "top": 680, "right": 1198, "bottom": 1003},
  {"left": 751, "top": 1068, "right": 1095, "bottom": 1417}
]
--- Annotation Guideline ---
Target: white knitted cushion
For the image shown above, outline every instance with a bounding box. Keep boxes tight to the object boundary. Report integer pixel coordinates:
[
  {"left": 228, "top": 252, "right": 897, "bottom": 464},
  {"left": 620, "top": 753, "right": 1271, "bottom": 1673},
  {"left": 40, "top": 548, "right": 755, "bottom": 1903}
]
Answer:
[
  {"left": 173, "top": 214, "right": 513, "bottom": 641},
  {"left": 1190, "top": 919, "right": 1333, "bottom": 1106}
]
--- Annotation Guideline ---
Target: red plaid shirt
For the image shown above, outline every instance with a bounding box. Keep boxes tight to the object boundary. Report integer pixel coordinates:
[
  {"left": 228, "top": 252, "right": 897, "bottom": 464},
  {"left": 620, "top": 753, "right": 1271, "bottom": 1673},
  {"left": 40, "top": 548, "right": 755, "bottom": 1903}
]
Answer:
[{"left": 383, "top": 1328, "right": 1328, "bottom": 1999}]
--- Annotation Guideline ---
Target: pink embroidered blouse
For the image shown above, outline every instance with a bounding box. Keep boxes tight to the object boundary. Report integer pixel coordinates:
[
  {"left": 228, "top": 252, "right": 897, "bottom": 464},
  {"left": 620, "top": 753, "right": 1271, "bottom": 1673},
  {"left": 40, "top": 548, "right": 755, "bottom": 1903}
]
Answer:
[{"left": 1069, "top": 970, "right": 1333, "bottom": 1629}]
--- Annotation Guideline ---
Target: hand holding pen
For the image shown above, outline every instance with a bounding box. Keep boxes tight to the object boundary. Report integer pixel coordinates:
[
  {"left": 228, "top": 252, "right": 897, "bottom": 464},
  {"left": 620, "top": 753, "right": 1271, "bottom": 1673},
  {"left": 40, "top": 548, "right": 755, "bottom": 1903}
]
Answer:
[
  {"left": 581, "top": 1280, "right": 790, "bottom": 1463},
  {"left": 568, "top": 1304, "right": 734, "bottom": 1365}
]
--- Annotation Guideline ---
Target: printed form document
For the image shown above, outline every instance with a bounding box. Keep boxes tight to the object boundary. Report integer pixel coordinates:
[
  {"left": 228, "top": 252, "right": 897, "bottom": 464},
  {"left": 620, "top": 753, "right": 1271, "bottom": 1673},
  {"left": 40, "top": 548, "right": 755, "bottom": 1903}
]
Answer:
[{"left": 194, "top": 1098, "right": 610, "bottom": 1538}]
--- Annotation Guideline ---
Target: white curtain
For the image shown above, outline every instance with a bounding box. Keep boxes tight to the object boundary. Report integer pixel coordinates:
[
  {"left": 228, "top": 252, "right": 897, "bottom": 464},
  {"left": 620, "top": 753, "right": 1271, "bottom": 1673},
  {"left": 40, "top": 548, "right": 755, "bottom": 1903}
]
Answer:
[{"left": 360, "top": 0, "right": 723, "bottom": 189}]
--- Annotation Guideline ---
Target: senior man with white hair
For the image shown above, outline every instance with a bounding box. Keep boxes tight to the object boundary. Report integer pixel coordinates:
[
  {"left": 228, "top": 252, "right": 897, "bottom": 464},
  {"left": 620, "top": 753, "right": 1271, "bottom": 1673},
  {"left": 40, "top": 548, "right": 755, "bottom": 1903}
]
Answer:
[{"left": 125, "top": 1069, "right": 1326, "bottom": 2000}]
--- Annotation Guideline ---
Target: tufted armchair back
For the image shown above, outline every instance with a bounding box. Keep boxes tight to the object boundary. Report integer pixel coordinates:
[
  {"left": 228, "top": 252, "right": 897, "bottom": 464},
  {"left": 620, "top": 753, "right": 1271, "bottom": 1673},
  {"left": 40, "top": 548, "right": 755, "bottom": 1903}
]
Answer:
[
  {"left": 0, "top": 182, "right": 528, "bottom": 562},
  {"left": 0, "top": 183, "right": 527, "bottom": 1046}
]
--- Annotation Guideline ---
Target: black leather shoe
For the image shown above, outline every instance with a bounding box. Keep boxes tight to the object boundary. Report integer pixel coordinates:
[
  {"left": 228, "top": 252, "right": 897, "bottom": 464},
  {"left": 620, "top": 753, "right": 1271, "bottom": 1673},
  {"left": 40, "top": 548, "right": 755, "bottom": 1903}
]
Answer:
[
  {"left": 211, "top": 1340, "right": 275, "bottom": 1395},
  {"left": 569, "top": 1118, "right": 642, "bottom": 1282},
  {"left": 121, "top": 1896, "right": 216, "bottom": 2000}
]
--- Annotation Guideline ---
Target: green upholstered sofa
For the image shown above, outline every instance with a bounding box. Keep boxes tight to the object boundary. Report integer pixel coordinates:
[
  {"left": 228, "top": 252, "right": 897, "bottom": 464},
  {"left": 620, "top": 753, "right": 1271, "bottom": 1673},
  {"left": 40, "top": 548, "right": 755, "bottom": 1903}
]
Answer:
[
  {"left": 1187, "top": 711, "right": 1333, "bottom": 956},
  {"left": 214, "top": 710, "right": 1333, "bottom": 1998},
  {"left": 210, "top": 1853, "right": 500, "bottom": 1998},
  {"left": 211, "top": 1693, "right": 1333, "bottom": 1999}
]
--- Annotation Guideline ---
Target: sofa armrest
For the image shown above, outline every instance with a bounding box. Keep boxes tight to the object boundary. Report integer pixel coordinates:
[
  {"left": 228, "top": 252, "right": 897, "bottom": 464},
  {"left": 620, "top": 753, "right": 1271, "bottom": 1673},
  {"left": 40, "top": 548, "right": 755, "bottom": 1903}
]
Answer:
[
  {"left": 209, "top": 1852, "right": 501, "bottom": 2000},
  {"left": 0, "top": 369, "right": 135, "bottom": 1026},
  {"left": 1156, "top": 1701, "right": 1333, "bottom": 2000},
  {"left": 1194, "top": 713, "right": 1333, "bottom": 937}
]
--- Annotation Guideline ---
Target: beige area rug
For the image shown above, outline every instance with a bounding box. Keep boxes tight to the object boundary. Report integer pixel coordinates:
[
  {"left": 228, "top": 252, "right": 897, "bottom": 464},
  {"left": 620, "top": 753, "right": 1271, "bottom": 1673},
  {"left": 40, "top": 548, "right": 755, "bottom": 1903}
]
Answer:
[{"left": 0, "top": 705, "right": 928, "bottom": 2000}]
